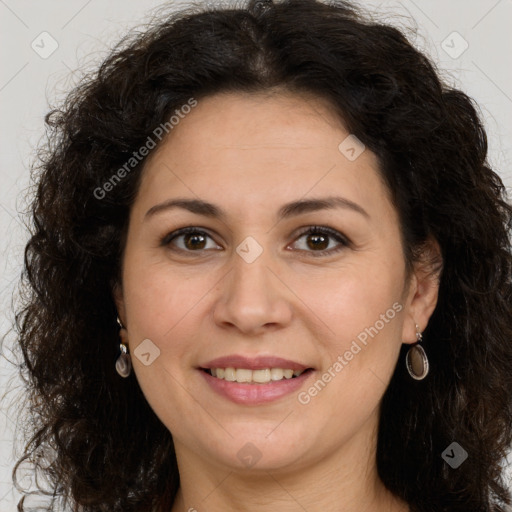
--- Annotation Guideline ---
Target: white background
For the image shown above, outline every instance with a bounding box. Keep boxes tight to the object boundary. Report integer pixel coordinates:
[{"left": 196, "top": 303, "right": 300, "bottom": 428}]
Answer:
[{"left": 1, "top": 0, "right": 511, "bottom": 510}]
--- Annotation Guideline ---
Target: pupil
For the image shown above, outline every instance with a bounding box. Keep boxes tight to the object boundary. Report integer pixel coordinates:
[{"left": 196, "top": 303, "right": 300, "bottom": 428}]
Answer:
[
  {"left": 185, "top": 233, "right": 205, "bottom": 250},
  {"left": 308, "top": 234, "right": 328, "bottom": 250}
]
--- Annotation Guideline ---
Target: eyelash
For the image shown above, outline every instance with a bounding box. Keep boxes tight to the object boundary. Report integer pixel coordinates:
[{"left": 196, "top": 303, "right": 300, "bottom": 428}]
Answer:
[{"left": 160, "top": 225, "right": 350, "bottom": 257}]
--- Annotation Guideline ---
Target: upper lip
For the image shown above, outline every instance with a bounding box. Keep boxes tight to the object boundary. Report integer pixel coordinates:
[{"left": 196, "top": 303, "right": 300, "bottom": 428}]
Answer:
[{"left": 199, "top": 355, "right": 313, "bottom": 371}]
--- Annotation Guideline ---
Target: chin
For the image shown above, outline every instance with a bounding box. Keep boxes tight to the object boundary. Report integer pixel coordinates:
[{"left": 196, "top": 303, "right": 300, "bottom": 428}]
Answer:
[{"left": 203, "top": 429, "right": 314, "bottom": 473}]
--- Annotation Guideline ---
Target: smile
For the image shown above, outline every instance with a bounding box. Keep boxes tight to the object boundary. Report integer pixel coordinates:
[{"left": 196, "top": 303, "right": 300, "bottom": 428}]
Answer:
[
  {"left": 202, "top": 367, "right": 309, "bottom": 383},
  {"left": 198, "top": 367, "right": 315, "bottom": 405}
]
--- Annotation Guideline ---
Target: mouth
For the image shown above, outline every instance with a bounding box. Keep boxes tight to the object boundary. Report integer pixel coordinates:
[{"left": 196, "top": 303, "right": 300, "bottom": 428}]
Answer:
[
  {"left": 198, "top": 366, "right": 315, "bottom": 405},
  {"left": 199, "top": 367, "right": 314, "bottom": 384},
  {"left": 197, "top": 355, "right": 316, "bottom": 405}
]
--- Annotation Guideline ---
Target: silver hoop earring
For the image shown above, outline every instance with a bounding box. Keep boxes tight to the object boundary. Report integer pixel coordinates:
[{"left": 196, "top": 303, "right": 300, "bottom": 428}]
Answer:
[
  {"left": 406, "top": 324, "right": 429, "bottom": 380},
  {"left": 115, "top": 316, "right": 132, "bottom": 378}
]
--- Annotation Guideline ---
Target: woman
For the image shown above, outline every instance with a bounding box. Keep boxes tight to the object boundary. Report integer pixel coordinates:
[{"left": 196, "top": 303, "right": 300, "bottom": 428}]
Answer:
[{"left": 12, "top": 0, "right": 512, "bottom": 511}]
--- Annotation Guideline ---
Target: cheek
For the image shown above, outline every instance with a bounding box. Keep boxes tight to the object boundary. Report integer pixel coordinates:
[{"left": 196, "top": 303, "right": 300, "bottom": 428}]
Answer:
[
  {"left": 298, "top": 266, "right": 405, "bottom": 414},
  {"left": 293, "top": 261, "right": 404, "bottom": 343},
  {"left": 121, "top": 252, "right": 212, "bottom": 355},
  {"left": 122, "top": 225, "right": 406, "bottom": 354},
  {"left": 298, "top": 270, "right": 404, "bottom": 424}
]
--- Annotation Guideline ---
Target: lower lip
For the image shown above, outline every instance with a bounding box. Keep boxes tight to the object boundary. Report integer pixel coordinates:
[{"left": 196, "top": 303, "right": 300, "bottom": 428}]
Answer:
[{"left": 199, "top": 369, "right": 315, "bottom": 405}]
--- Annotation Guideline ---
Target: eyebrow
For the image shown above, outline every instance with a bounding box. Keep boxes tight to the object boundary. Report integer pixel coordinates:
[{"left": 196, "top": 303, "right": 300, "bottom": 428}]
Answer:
[{"left": 144, "top": 195, "right": 370, "bottom": 221}]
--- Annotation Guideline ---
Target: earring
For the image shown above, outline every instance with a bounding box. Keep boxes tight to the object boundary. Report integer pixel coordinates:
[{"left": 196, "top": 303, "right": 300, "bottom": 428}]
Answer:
[
  {"left": 406, "top": 323, "right": 429, "bottom": 380},
  {"left": 115, "top": 316, "right": 132, "bottom": 378}
]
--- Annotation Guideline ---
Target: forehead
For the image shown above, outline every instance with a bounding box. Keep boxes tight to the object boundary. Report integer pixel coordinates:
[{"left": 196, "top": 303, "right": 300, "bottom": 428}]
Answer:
[{"left": 133, "top": 91, "right": 394, "bottom": 224}]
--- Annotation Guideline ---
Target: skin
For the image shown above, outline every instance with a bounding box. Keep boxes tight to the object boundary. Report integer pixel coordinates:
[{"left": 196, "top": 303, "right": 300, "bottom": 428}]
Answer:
[{"left": 114, "top": 90, "right": 440, "bottom": 512}]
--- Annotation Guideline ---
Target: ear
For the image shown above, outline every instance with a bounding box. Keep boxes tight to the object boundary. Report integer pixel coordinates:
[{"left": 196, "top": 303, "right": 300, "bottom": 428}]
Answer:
[
  {"left": 112, "top": 281, "right": 129, "bottom": 344},
  {"left": 401, "top": 237, "right": 442, "bottom": 344},
  {"left": 112, "top": 280, "right": 127, "bottom": 327}
]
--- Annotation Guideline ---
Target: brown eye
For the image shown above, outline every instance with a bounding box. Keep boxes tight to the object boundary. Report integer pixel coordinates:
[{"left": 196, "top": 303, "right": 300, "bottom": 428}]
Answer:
[
  {"left": 305, "top": 233, "right": 329, "bottom": 251},
  {"left": 183, "top": 232, "right": 207, "bottom": 250},
  {"left": 161, "top": 225, "right": 349, "bottom": 257},
  {"left": 291, "top": 226, "right": 349, "bottom": 256},
  {"left": 161, "top": 228, "right": 220, "bottom": 253}
]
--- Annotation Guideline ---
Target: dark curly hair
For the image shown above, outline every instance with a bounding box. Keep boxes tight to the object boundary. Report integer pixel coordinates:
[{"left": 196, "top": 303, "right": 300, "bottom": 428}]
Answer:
[{"left": 8, "top": 0, "right": 512, "bottom": 510}]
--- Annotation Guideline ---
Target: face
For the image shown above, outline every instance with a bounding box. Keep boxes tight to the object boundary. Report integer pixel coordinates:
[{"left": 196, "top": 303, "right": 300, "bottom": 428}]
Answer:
[{"left": 114, "top": 90, "right": 437, "bottom": 474}]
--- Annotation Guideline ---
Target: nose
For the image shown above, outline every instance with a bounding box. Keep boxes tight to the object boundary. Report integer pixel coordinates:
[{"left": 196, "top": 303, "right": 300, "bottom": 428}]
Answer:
[{"left": 212, "top": 247, "right": 293, "bottom": 335}]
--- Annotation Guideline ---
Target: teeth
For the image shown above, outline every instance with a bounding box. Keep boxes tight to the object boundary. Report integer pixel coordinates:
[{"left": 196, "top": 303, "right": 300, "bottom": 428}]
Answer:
[
  {"left": 271, "top": 368, "right": 284, "bottom": 380},
  {"left": 252, "top": 369, "right": 271, "bottom": 383},
  {"left": 207, "top": 367, "right": 307, "bottom": 384},
  {"left": 224, "top": 367, "right": 236, "bottom": 381},
  {"left": 283, "top": 369, "right": 294, "bottom": 379},
  {"left": 236, "top": 369, "right": 252, "bottom": 383}
]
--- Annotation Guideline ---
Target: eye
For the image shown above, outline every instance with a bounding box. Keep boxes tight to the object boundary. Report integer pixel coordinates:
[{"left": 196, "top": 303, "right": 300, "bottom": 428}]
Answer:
[
  {"left": 160, "top": 227, "right": 220, "bottom": 253},
  {"left": 160, "top": 225, "right": 350, "bottom": 256},
  {"left": 289, "top": 226, "right": 350, "bottom": 256}
]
